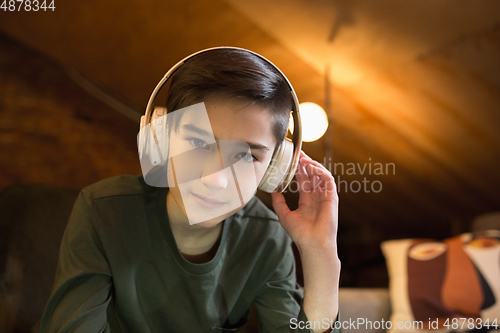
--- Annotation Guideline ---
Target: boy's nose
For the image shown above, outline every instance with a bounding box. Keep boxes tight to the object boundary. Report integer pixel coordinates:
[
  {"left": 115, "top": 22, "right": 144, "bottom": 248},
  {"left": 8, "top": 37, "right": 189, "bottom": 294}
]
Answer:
[
  {"left": 200, "top": 166, "right": 231, "bottom": 191},
  {"left": 199, "top": 148, "right": 232, "bottom": 190}
]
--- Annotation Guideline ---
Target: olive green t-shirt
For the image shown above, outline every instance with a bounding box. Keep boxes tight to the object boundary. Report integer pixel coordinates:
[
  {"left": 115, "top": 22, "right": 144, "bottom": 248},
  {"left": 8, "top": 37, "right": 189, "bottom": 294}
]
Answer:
[{"left": 40, "top": 175, "right": 338, "bottom": 333}]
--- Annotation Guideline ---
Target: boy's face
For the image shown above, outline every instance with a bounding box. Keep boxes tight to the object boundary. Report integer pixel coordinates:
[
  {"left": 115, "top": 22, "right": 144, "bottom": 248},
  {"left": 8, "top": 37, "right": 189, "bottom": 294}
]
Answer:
[{"left": 167, "top": 97, "right": 277, "bottom": 227}]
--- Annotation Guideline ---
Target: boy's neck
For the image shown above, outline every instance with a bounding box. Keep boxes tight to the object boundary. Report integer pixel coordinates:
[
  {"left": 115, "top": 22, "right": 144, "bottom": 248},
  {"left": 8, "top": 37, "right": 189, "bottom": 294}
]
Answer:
[{"left": 166, "top": 191, "right": 223, "bottom": 255}]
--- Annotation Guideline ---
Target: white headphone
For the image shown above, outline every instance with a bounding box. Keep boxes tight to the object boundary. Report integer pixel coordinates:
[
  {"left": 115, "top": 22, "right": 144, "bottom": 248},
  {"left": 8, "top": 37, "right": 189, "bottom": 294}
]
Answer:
[{"left": 138, "top": 46, "right": 302, "bottom": 193}]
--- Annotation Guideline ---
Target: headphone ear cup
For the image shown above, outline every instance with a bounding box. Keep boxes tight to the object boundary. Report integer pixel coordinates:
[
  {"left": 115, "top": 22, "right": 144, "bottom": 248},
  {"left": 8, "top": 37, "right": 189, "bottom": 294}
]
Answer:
[
  {"left": 148, "top": 107, "right": 168, "bottom": 166},
  {"left": 258, "top": 139, "right": 294, "bottom": 193},
  {"left": 138, "top": 107, "right": 171, "bottom": 187}
]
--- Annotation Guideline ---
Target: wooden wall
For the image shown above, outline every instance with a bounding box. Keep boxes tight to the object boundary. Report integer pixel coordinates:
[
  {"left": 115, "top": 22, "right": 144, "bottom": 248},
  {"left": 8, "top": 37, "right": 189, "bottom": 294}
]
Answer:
[{"left": 0, "top": 34, "right": 142, "bottom": 191}]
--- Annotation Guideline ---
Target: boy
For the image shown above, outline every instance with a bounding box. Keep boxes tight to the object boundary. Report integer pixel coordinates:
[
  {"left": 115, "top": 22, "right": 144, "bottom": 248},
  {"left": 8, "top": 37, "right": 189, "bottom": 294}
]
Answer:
[{"left": 40, "top": 48, "right": 340, "bottom": 333}]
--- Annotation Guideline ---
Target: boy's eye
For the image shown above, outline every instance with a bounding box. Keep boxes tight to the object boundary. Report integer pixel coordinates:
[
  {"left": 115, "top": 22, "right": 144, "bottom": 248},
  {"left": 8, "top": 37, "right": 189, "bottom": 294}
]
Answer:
[
  {"left": 235, "top": 152, "right": 257, "bottom": 163},
  {"left": 189, "top": 138, "right": 208, "bottom": 149}
]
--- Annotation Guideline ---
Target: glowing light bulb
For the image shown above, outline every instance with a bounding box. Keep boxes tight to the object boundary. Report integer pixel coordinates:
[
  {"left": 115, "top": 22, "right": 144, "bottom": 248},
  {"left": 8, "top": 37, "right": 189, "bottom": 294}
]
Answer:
[{"left": 295, "top": 102, "right": 328, "bottom": 142}]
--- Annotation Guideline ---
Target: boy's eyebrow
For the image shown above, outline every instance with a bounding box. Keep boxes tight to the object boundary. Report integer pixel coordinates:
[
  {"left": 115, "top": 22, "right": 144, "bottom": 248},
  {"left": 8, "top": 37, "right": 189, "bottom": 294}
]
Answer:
[
  {"left": 182, "top": 124, "right": 270, "bottom": 152},
  {"left": 182, "top": 124, "right": 213, "bottom": 137},
  {"left": 245, "top": 142, "right": 270, "bottom": 152}
]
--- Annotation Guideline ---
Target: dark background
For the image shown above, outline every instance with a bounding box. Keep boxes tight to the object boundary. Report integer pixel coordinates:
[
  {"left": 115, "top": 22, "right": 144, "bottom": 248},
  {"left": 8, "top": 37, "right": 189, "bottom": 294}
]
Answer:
[{"left": 1, "top": 1, "right": 500, "bottom": 288}]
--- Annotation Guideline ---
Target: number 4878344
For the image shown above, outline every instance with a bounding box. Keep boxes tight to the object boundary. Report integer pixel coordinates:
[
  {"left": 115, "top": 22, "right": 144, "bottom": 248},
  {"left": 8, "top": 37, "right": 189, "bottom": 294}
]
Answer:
[{"left": 1, "top": 0, "right": 56, "bottom": 11}]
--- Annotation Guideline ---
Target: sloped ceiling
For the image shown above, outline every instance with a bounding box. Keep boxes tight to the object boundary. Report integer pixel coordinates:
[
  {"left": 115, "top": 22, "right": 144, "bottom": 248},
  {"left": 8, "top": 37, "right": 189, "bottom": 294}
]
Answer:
[
  {"left": 1, "top": 0, "right": 500, "bottom": 284},
  {"left": 226, "top": 0, "right": 500, "bottom": 84}
]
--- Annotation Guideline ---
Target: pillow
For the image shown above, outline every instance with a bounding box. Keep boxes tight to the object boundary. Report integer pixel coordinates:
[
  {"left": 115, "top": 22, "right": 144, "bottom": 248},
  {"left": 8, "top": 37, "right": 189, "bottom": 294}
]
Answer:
[{"left": 381, "top": 230, "right": 500, "bottom": 333}]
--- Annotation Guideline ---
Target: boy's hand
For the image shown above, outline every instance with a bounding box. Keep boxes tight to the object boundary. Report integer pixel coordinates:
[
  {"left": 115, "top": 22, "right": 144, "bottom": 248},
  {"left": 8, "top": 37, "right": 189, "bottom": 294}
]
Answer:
[
  {"left": 271, "top": 151, "right": 340, "bottom": 328},
  {"left": 271, "top": 150, "right": 339, "bottom": 252}
]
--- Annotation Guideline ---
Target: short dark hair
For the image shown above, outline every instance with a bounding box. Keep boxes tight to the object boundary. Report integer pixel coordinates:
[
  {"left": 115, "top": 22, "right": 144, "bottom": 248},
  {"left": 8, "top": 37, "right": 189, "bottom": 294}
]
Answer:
[{"left": 165, "top": 48, "right": 293, "bottom": 152}]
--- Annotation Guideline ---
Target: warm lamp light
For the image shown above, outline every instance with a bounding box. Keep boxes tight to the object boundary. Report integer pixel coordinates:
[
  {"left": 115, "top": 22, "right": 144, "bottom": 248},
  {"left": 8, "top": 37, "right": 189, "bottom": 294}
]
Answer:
[{"left": 292, "top": 102, "right": 329, "bottom": 142}]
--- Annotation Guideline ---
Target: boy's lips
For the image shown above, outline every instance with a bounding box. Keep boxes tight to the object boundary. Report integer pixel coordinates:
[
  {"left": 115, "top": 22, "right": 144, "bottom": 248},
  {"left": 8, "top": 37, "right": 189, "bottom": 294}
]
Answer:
[{"left": 191, "top": 192, "right": 226, "bottom": 209}]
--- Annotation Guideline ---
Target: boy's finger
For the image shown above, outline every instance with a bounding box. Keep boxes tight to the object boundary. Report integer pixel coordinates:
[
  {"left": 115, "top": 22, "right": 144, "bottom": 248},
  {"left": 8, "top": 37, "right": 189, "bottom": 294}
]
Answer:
[
  {"left": 301, "top": 157, "right": 332, "bottom": 178},
  {"left": 271, "top": 191, "right": 291, "bottom": 218},
  {"left": 295, "top": 163, "right": 308, "bottom": 185}
]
